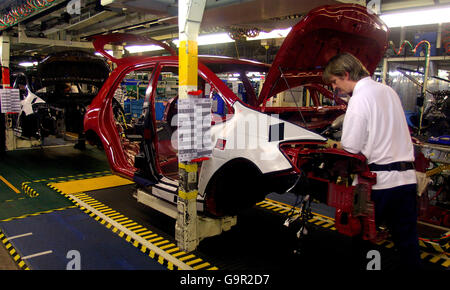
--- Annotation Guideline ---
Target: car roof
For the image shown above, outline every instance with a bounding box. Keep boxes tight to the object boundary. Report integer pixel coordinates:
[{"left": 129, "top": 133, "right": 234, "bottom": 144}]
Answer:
[{"left": 114, "top": 54, "right": 270, "bottom": 74}]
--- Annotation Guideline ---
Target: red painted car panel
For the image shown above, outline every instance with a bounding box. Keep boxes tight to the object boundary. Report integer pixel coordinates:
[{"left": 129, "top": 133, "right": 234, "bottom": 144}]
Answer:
[{"left": 258, "top": 4, "right": 389, "bottom": 105}]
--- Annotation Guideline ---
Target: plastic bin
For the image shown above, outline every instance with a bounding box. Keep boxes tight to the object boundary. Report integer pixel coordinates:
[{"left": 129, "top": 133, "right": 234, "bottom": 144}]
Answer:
[
  {"left": 155, "top": 101, "right": 165, "bottom": 121},
  {"left": 130, "top": 99, "right": 144, "bottom": 118}
]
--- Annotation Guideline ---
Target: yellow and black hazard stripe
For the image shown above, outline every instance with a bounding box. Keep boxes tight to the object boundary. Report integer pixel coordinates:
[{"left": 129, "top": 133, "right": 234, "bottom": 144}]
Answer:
[
  {"left": 257, "top": 198, "right": 450, "bottom": 269},
  {"left": 420, "top": 252, "right": 450, "bottom": 268},
  {"left": 444, "top": 241, "right": 450, "bottom": 252},
  {"left": 418, "top": 232, "right": 450, "bottom": 255},
  {"left": 19, "top": 171, "right": 111, "bottom": 198},
  {"left": 419, "top": 239, "right": 448, "bottom": 254},
  {"left": 48, "top": 184, "right": 218, "bottom": 270},
  {"left": 0, "top": 229, "right": 30, "bottom": 270},
  {"left": 30, "top": 170, "right": 111, "bottom": 184},
  {"left": 0, "top": 206, "right": 76, "bottom": 222},
  {"left": 256, "top": 199, "right": 336, "bottom": 230},
  {"left": 21, "top": 182, "right": 39, "bottom": 198}
]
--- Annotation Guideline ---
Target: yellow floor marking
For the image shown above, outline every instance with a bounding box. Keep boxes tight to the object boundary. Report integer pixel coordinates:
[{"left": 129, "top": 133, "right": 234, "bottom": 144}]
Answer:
[
  {"left": 48, "top": 175, "right": 134, "bottom": 194},
  {"left": 193, "top": 262, "right": 211, "bottom": 270},
  {"left": 172, "top": 251, "right": 187, "bottom": 258},
  {"left": 134, "top": 228, "right": 149, "bottom": 234},
  {"left": 153, "top": 240, "right": 170, "bottom": 247},
  {"left": 86, "top": 202, "right": 103, "bottom": 207},
  {"left": 271, "top": 207, "right": 285, "bottom": 212},
  {"left": 143, "top": 234, "right": 158, "bottom": 240},
  {"left": 160, "top": 243, "right": 176, "bottom": 250},
  {"left": 420, "top": 252, "right": 430, "bottom": 259},
  {"left": 385, "top": 242, "right": 395, "bottom": 248},
  {"left": 107, "top": 213, "right": 122, "bottom": 218},
  {"left": 148, "top": 237, "right": 163, "bottom": 243},
  {"left": 127, "top": 225, "right": 143, "bottom": 231},
  {"left": 138, "top": 231, "right": 153, "bottom": 237},
  {"left": 0, "top": 175, "right": 21, "bottom": 194},
  {"left": 442, "top": 259, "right": 450, "bottom": 268},
  {"left": 429, "top": 255, "right": 443, "bottom": 263},
  {"left": 92, "top": 205, "right": 109, "bottom": 211},
  {"left": 186, "top": 258, "right": 203, "bottom": 266}
]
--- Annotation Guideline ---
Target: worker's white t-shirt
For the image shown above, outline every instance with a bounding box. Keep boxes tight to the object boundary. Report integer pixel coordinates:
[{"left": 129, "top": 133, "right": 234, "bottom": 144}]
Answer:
[{"left": 341, "top": 77, "right": 417, "bottom": 190}]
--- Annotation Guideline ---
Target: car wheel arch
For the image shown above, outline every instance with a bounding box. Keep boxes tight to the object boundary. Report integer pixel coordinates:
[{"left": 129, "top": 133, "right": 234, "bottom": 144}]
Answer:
[{"left": 203, "top": 157, "right": 266, "bottom": 216}]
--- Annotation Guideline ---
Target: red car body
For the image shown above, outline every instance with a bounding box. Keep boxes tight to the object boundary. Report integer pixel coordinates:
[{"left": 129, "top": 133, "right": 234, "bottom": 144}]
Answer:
[{"left": 84, "top": 4, "right": 389, "bottom": 239}]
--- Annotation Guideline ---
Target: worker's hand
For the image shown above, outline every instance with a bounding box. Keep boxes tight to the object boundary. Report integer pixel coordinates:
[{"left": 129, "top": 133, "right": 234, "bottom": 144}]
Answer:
[{"left": 326, "top": 139, "right": 342, "bottom": 149}]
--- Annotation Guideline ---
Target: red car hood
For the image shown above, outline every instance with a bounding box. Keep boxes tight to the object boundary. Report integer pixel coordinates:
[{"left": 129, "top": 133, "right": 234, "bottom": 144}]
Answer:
[{"left": 258, "top": 4, "right": 389, "bottom": 106}]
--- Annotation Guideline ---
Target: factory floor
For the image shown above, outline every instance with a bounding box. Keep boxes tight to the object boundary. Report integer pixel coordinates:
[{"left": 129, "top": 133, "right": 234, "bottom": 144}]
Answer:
[{"left": 0, "top": 143, "right": 448, "bottom": 272}]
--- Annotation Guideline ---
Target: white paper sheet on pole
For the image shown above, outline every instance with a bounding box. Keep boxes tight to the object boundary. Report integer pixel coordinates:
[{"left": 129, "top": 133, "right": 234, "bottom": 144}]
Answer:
[
  {"left": 178, "top": 98, "right": 212, "bottom": 162},
  {"left": 0, "top": 89, "right": 21, "bottom": 113}
]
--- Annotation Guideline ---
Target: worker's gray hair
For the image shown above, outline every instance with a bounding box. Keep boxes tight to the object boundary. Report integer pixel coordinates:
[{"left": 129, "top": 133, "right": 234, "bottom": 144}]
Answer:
[{"left": 322, "top": 53, "right": 370, "bottom": 83}]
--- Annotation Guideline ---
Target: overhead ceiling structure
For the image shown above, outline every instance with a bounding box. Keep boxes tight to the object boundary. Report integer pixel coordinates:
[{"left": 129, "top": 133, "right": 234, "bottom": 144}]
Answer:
[{"left": 0, "top": 0, "right": 449, "bottom": 65}]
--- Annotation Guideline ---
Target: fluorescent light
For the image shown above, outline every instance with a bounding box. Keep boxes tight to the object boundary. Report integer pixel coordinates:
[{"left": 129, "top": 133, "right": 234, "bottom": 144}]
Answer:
[
  {"left": 198, "top": 33, "right": 235, "bottom": 45},
  {"left": 18, "top": 62, "right": 38, "bottom": 67},
  {"left": 125, "top": 45, "right": 164, "bottom": 53},
  {"left": 380, "top": 6, "right": 450, "bottom": 27},
  {"left": 117, "top": 33, "right": 234, "bottom": 55},
  {"left": 389, "top": 71, "right": 402, "bottom": 77},
  {"left": 97, "top": 29, "right": 291, "bottom": 57},
  {"left": 95, "top": 50, "right": 113, "bottom": 57},
  {"left": 173, "top": 33, "right": 235, "bottom": 47}
]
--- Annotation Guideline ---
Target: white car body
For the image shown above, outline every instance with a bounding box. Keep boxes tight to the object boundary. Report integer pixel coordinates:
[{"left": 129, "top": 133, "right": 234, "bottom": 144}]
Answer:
[
  {"left": 20, "top": 88, "right": 46, "bottom": 116},
  {"left": 151, "top": 100, "right": 325, "bottom": 211},
  {"left": 198, "top": 101, "right": 325, "bottom": 197}
]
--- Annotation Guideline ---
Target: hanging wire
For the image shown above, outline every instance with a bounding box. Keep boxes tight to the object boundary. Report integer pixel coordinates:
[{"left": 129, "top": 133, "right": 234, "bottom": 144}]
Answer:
[
  {"left": 390, "top": 40, "right": 432, "bottom": 134},
  {"left": 0, "top": 0, "right": 57, "bottom": 29},
  {"left": 278, "top": 66, "right": 308, "bottom": 129}
]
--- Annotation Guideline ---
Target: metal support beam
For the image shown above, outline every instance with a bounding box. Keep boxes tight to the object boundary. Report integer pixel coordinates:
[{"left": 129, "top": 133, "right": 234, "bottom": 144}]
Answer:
[
  {"left": 18, "top": 25, "right": 92, "bottom": 49},
  {"left": 175, "top": 0, "right": 206, "bottom": 253},
  {"left": 382, "top": 57, "right": 388, "bottom": 85},
  {"left": 16, "top": 25, "right": 116, "bottom": 50}
]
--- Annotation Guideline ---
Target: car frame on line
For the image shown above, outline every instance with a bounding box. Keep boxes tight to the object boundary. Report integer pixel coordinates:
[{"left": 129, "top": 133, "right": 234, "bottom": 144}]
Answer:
[{"left": 84, "top": 4, "right": 389, "bottom": 224}]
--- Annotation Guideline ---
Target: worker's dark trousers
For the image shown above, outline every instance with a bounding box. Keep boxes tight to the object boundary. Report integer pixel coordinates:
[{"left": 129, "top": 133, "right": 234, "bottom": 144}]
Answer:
[{"left": 371, "top": 183, "right": 422, "bottom": 270}]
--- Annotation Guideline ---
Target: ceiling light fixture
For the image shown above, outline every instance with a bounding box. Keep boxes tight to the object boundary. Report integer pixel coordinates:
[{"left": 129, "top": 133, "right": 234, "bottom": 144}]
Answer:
[
  {"left": 120, "top": 29, "right": 292, "bottom": 55},
  {"left": 125, "top": 45, "right": 165, "bottom": 53},
  {"left": 380, "top": 6, "right": 450, "bottom": 27},
  {"left": 18, "top": 61, "right": 38, "bottom": 67}
]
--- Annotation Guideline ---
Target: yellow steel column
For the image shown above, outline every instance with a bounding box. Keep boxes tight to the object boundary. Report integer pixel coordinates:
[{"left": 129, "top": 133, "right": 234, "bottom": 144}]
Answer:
[{"left": 175, "top": 0, "right": 206, "bottom": 252}]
